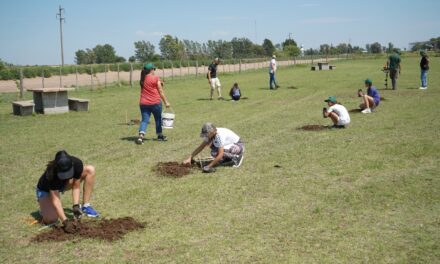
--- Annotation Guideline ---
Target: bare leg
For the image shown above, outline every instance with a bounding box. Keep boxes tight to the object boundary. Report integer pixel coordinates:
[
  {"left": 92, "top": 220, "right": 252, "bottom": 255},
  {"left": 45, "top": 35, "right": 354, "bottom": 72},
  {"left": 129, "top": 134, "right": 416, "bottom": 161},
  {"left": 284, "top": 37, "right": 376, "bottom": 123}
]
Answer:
[
  {"left": 217, "top": 86, "right": 222, "bottom": 98},
  {"left": 328, "top": 112, "right": 339, "bottom": 125},
  {"left": 81, "top": 165, "right": 96, "bottom": 204},
  {"left": 38, "top": 194, "right": 60, "bottom": 224}
]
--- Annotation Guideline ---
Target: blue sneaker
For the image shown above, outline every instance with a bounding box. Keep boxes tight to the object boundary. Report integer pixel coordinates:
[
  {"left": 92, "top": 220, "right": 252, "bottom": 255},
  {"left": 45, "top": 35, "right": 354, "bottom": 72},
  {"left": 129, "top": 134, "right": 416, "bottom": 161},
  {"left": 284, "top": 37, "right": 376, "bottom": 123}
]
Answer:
[{"left": 82, "top": 205, "right": 100, "bottom": 217}]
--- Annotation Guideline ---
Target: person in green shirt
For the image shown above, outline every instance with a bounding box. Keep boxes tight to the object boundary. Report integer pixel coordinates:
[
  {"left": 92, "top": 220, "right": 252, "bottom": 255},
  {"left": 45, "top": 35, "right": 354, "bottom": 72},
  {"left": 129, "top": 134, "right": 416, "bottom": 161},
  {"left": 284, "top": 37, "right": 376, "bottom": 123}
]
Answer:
[{"left": 387, "top": 49, "right": 401, "bottom": 90}]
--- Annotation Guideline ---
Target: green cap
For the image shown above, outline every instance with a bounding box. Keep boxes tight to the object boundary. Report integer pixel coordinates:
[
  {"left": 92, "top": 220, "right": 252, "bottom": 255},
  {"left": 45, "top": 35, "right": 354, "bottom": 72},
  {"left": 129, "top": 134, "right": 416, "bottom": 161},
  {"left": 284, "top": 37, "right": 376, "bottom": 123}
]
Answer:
[
  {"left": 364, "top": 78, "right": 372, "bottom": 85},
  {"left": 143, "top": 63, "right": 156, "bottom": 71},
  {"left": 420, "top": 50, "right": 426, "bottom": 56},
  {"left": 324, "top": 96, "right": 337, "bottom": 103}
]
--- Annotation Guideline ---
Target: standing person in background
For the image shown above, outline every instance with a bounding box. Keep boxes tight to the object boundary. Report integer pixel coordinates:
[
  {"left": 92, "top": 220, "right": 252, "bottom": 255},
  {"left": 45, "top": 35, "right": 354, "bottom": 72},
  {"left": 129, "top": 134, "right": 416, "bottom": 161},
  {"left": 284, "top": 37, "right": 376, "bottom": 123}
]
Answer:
[
  {"left": 269, "top": 55, "right": 280, "bottom": 90},
  {"left": 207, "top": 58, "right": 223, "bottom": 100},
  {"left": 387, "top": 49, "right": 401, "bottom": 90},
  {"left": 229, "top": 82, "right": 242, "bottom": 101},
  {"left": 358, "top": 78, "right": 381, "bottom": 114},
  {"left": 419, "top": 51, "right": 429, "bottom": 90},
  {"left": 136, "top": 63, "right": 171, "bottom": 145}
]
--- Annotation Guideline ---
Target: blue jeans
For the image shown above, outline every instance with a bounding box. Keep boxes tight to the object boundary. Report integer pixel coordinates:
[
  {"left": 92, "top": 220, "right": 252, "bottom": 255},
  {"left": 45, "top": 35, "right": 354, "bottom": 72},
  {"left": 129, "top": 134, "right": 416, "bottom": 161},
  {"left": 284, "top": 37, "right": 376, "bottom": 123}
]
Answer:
[
  {"left": 139, "top": 104, "right": 162, "bottom": 135},
  {"left": 269, "top": 72, "right": 277, "bottom": 89},
  {"left": 421, "top": 70, "right": 428, "bottom": 87}
]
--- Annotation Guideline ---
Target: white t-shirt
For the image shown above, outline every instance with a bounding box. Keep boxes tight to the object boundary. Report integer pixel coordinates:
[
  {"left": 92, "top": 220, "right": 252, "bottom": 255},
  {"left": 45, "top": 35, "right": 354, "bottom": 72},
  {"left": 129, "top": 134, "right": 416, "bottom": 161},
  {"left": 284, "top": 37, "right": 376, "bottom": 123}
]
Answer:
[
  {"left": 328, "top": 104, "right": 350, "bottom": 125},
  {"left": 212, "top": 128, "right": 240, "bottom": 150},
  {"left": 269, "top": 58, "right": 277, "bottom": 73}
]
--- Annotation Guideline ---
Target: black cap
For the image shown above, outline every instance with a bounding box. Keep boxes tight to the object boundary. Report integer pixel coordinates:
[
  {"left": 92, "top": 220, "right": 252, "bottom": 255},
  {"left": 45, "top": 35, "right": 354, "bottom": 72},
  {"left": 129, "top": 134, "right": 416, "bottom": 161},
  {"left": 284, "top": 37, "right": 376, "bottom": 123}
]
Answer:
[{"left": 55, "top": 150, "right": 74, "bottom": 180}]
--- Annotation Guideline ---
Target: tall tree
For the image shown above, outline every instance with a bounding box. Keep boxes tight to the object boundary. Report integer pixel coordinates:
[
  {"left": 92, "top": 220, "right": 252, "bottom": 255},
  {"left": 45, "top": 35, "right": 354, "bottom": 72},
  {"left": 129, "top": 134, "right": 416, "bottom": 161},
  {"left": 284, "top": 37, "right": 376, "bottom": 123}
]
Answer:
[
  {"left": 284, "top": 45, "right": 300, "bottom": 57},
  {"left": 231, "top": 37, "right": 254, "bottom": 58},
  {"left": 370, "top": 42, "right": 382, "bottom": 54},
  {"left": 93, "top": 44, "right": 117, "bottom": 63},
  {"left": 262, "top": 39, "right": 275, "bottom": 56},
  {"left": 134, "top": 40, "right": 156, "bottom": 62},
  {"left": 159, "top": 35, "right": 184, "bottom": 60},
  {"left": 282, "top": 38, "right": 298, "bottom": 50}
]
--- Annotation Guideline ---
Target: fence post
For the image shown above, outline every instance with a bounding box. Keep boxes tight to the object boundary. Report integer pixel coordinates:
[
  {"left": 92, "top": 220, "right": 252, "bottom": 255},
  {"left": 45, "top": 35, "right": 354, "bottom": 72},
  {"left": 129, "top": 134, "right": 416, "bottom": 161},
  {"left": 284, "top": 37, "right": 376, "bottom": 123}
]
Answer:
[
  {"left": 239, "top": 59, "right": 242, "bottom": 74},
  {"left": 311, "top": 53, "right": 314, "bottom": 65},
  {"left": 162, "top": 61, "right": 165, "bottom": 80},
  {"left": 187, "top": 60, "right": 190, "bottom": 78},
  {"left": 129, "top": 63, "right": 133, "bottom": 88},
  {"left": 117, "top": 63, "right": 120, "bottom": 87},
  {"left": 90, "top": 64, "right": 94, "bottom": 90},
  {"left": 105, "top": 64, "right": 107, "bottom": 88},
  {"left": 59, "top": 66, "right": 62, "bottom": 88},
  {"left": 171, "top": 61, "right": 174, "bottom": 80},
  {"left": 19, "top": 68, "right": 24, "bottom": 99},
  {"left": 75, "top": 66, "right": 78, "bottom": 90},
  {"left": 42, "top": 69, "right": 45, "bottom": 88},
  {"left": 179, "top": 61, "right": 182, "bottom": 79},
  {"left": 196, "top": 60, "right": 199, "bottom": 78}
]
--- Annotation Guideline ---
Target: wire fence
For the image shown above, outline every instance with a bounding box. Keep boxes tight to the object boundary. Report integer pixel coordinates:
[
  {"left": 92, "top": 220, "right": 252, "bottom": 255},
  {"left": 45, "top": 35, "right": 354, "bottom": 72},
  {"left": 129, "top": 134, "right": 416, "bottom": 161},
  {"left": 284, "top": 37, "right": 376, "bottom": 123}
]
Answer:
[{"left": 0, "top": 54, "right": 351, "bottom": 95}]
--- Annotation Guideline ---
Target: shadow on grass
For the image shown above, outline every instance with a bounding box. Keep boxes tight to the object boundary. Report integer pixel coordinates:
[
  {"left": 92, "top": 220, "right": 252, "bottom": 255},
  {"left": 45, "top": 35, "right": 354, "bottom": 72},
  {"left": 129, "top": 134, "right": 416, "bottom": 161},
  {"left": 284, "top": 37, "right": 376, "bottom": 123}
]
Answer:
[{"left": 349, "top": 108, "right": 362, "bottom": 113}]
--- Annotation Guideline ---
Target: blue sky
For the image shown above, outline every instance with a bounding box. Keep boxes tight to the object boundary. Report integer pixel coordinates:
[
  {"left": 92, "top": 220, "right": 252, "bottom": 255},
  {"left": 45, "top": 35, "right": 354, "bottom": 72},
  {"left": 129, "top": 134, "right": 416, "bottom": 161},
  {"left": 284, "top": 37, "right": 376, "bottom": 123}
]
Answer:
[{"left": 1, "top": 0, "right": 439, "bottom": 65}]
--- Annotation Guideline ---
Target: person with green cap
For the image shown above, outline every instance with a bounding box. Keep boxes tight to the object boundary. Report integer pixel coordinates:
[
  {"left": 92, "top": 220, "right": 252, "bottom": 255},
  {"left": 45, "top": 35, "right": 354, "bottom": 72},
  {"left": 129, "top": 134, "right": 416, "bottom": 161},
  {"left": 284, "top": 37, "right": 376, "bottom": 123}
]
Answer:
[
  {"left": 419, "top": 51, "right": 429, "bottom": 90},
  {"left": 357, "top": 78, "right": 381, "bottom": 114},
  {"left": 136, "top": 63, "right": 171, "bottom": 145},
  {"left": 322, "top": 96, "right": 350, "bottom": 128},
  {"left": 386, "top": 49, "right": 401, "bottom": 90}
]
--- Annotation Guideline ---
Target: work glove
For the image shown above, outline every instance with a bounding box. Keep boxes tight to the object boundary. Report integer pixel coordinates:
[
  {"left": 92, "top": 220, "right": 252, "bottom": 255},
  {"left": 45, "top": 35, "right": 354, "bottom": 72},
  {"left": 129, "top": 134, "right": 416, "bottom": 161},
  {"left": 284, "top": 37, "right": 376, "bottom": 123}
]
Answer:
[
  {"left": 62, "top": 219, "right": 78, "bottom": 234},
  {"left": 202, "top": 166, "right": 216, "bottom": 173},
  {"left": 72, "top": 204, "right": 82, "bottom": 220}
]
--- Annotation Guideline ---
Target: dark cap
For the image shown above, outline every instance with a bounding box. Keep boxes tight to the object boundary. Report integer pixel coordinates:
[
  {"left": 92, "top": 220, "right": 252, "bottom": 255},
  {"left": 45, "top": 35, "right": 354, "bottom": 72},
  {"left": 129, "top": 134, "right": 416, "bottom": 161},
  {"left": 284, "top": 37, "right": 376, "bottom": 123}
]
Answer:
[{"left": 55, "top": 150, "right": 74, "bottom": 180}]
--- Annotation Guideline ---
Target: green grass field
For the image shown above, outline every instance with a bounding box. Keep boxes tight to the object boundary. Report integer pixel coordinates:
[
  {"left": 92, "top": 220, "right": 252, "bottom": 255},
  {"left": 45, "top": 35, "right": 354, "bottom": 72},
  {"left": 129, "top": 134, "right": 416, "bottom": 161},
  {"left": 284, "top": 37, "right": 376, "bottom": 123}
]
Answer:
[{"left": 1, "top": 57, "right": 439, "bottom": 263}]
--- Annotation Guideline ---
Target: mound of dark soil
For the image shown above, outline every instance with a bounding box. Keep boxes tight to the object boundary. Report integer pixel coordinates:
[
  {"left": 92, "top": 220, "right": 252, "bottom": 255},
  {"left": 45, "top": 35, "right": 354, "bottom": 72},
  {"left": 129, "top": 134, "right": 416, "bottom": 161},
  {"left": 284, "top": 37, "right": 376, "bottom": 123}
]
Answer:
[
  {"left": 298, "top": 125, "right": 329, "bottom": 131},
  {"left": 32, "top": 217, "right": 145, "bottom": 243},
  {"left": 155, "top": 162, "right": 195, "bottom": 177}
]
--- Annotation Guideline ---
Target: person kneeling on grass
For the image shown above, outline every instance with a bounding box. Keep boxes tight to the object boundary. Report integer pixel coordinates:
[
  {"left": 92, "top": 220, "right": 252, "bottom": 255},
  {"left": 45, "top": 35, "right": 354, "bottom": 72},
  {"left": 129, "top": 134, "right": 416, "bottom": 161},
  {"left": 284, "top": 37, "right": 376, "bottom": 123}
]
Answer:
[
  {"left": 358, "top": 78, "right": 380, "bottom": 114},
  {"left": 36, "top": 150, "right": 99, "bottom": 233},
  {"left": 322, "top": 96, "right": 350, "bottom": 128},
  {"left": 229, "top": 82, "right": 241, "bottom": 101},
  {"left": 183, "top": 123, "right": 244, "bottom": 173}
]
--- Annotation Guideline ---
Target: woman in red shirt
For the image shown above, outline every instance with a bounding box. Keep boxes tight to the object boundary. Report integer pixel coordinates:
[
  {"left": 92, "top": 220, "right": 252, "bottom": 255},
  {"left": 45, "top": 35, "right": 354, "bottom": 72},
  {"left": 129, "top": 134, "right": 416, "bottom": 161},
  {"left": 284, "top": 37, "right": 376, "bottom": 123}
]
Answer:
[{"left": 136, "top": 63, "right": 171, "bottom": 144}]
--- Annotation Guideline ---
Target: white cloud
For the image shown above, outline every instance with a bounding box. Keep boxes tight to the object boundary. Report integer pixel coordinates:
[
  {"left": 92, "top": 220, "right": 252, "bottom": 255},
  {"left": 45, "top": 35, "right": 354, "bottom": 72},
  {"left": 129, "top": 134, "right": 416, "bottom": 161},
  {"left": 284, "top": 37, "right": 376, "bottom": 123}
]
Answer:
[
  {"left": 211, "top": 31, "right": 230, "bottom": 37},
  {"left": 300, "top": 17, "right": 357, "bottom": 24},
  {"left": 135, "top": 31, "right": 164, "bottom": 38},
  {"left": 300, "top": 3, "right": 320, "bottom": 8},
  {"left": 212, "top": 16, "right": 248, "bottom": 21}
]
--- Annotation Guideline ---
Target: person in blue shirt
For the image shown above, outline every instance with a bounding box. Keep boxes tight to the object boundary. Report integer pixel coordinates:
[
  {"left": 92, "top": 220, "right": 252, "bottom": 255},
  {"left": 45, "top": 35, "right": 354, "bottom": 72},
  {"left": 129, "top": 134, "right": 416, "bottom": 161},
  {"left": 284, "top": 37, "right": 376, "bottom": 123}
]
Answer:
[
  {"left": 229, "top": 83, "right": 241, "bottom": 101},
  {"left": 358, "top": 78, "right": 380, "bottom": 114}
]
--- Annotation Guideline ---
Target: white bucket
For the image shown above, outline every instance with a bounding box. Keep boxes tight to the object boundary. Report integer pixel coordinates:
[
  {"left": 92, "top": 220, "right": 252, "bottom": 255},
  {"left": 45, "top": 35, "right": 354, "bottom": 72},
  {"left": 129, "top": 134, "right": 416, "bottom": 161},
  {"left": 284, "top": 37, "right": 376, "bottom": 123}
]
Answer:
[{"left": 162, "top": 112, "right": 175, "bottom": 129}]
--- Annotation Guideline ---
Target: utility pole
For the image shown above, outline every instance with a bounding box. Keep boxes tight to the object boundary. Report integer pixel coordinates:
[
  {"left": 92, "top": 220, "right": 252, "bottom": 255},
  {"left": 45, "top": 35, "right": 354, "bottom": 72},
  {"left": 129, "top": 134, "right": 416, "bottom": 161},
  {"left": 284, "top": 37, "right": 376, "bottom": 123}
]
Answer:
[
  {"left": 56, "top": 6, "right": 65, "bottom": 87},
  {"left": 57, "top": 6, "right": 65, "bottom": 67}
]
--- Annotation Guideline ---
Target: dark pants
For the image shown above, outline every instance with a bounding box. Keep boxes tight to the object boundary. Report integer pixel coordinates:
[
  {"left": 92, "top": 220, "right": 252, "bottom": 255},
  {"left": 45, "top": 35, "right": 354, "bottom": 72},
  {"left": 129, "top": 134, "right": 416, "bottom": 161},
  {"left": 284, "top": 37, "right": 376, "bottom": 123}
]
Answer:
[
  {"left": 232, "top": 95, "right": 241, "bottom": 101},
  {"left": 139, "top": 104, "right": 162, "bottom": 135},
  {"left": 269, "top": 72, "right": 278, "bottom": 89},
  {"left": 390, "top": 69, "right": 398, "bottom": 90}
]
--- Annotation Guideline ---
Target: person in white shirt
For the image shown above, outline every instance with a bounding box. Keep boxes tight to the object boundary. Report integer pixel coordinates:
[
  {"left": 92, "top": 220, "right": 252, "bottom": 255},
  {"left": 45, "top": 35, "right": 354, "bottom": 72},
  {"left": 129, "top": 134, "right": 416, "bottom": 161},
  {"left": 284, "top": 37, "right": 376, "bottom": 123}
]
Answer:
[
  {"left": 183, "top": 123, "right": 244, "bottom": 173},
  {"left": 269, "top": 55, "right": 280, "bottom": 90},
  {"left": 322, "top": 96, "right": 350, "bottom": 128}
]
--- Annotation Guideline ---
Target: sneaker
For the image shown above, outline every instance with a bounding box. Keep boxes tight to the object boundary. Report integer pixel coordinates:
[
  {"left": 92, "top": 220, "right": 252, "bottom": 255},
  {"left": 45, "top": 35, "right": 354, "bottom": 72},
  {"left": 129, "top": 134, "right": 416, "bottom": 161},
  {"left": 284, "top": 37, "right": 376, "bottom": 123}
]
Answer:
[
  {"left": 157, "top": 135, "right": 168, "bottom": 141},
  {"left": 135, "top": 137, "right": 144, "bottom": 145},
  {"left": 331, "top": 125, "right": 345, "bottom": 129},
  {"left": 361, "top": 108, "right": 372, "bottom": 114},
  {"left": 232, "top": 154, "right": 244, "bottom": 168},
  {"left": 419, "top": 87, "right": 427, "bottom": 90},
  {"left": 275, "top": 85, "right": 280, "bottom": 88},
  {"left": 218, "top": 96, "right": 224, "bottom": 100},
  {"left": 82, "top": 205, "right": 99, "bottom": 217}
]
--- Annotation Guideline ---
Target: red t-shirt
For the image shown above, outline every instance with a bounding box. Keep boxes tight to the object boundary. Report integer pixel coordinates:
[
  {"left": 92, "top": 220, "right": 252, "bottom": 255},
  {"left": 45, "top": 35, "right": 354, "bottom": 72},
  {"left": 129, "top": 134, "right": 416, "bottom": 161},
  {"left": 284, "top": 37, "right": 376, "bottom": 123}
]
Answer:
[{"left": 140, "top": 74, "right": 161, "bottom": 105}]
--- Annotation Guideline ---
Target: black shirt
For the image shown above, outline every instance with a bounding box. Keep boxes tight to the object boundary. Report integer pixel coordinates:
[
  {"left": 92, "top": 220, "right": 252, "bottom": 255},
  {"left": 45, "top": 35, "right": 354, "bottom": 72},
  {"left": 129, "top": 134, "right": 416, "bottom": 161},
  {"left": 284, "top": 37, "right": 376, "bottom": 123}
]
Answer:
[
  {"left": 37, "top": 156, "right": 83, "bottom": 192},
  {"left": 420, "top": 56, "right": 429, "bottom": 70},
  {"left": 208, "top": 63, "right": 217, "bottom": 78}
]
